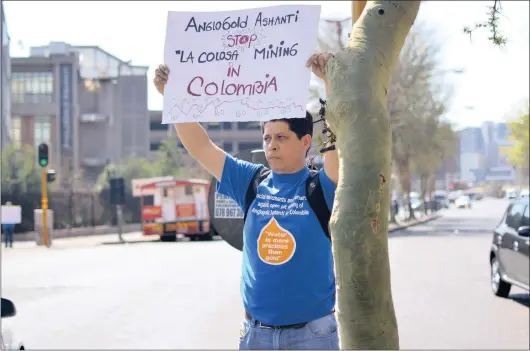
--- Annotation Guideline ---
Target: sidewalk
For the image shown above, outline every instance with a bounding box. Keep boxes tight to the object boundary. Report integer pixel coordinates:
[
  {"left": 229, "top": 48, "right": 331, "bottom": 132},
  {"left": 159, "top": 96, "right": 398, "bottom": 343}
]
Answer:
[
  {"left": 9, "top": 222, "right": 142, "bottom": 243},
  {"left": 5, "top": 211, "right": 442, "bottom": 250},
  {"left": 388, "top": 211, "right": 442, "bottom": 233}
]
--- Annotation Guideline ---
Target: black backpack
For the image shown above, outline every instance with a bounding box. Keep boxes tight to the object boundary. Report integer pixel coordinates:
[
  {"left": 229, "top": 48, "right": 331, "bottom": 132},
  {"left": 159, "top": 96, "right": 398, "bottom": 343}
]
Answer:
[{"left": 243, "top": 167, "right": 332, "bottom": 240}]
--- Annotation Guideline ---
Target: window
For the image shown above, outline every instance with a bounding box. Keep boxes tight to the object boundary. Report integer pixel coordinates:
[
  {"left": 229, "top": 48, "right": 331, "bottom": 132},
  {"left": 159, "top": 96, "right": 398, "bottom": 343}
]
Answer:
[
  {"left": 10, "top": 116, "right": 21, "bottom": 147},
  {"left": 149, "top": 121, "right": 168, "bottom": 131},
  {"left": 237, "top": 121, "right": 261, "bottom": 130},
  {"left": 238, "top": 142, "right": 262, "bottom": 151},
  {"left": 185, "top": 185, "right": 193, "bottom": 195},
  {"left": 505, "top": 203, "right": 526, "bottom": 230},
  {"left": 521, "top": 206, "right": 530, "bottom": 226},
  {"left": 142, "top": 195, "right": 154, "bottom": 206},
  {"left": 222, "top": 141, "right": 233, "bottom": 152},
  {"left": 207, "top": 122, "right": 221, "bottom": 130},
  {"left": 11, "top": 72, "right": 54, "bottom": 104},
  {"left": 150, "top": 142, "right": 161, "bottom": 151}
]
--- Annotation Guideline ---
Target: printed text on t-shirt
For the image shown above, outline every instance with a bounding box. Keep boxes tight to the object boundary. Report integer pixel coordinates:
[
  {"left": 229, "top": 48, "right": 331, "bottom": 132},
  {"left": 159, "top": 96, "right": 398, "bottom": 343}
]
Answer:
[{"left": 251, "top": 194, "right": 309, "bottom": 217}]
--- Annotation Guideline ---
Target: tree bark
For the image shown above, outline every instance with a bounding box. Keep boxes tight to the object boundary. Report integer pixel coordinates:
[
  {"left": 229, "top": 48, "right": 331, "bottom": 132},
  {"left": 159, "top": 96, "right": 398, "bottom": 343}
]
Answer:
[
  {"left": 325, "top": 1, "right": 421, "bottom": 349},
  {"left": 420, "top": 173, "right": 428, "bottom": 215},
  {"left": 397, "top": 160, "right": 416, "bottom": 221}
]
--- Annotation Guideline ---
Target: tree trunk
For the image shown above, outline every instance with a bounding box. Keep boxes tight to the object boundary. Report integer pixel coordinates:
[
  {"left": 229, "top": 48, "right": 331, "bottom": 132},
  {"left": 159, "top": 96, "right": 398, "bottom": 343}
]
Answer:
[
  {"left": 407, "top": 193, "right": 416, "bottom": 221},
  {"left": 426, "top": 173, "right": 436, "bottom": 213},
  {"left": 420, "top": 173, "right": 428, "bottom": 215},
  {"left": 389, "top": 201, "right": 397, "bottom": 224},
  {"left": 325, "top": 2, "right": 421, "bottom": 349},
  {"left": 398, "top": 162, "right": 416, "bottom": 221}
]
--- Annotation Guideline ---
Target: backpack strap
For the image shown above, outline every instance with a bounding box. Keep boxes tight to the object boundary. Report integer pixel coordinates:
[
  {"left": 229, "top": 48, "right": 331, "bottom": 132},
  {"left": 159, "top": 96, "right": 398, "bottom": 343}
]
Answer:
[
  {"left": 243, "top": 167, "right": 271, "bottom": 221},
  {"left": 305, "top": 169, "right": 332, "bottom": 240}
]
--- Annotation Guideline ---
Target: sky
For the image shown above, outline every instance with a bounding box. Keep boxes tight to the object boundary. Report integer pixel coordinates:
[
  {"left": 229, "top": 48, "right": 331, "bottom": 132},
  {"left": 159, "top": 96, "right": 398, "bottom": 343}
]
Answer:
[{"left": 3, "top": 1, "right": 529, "bottom": 130}]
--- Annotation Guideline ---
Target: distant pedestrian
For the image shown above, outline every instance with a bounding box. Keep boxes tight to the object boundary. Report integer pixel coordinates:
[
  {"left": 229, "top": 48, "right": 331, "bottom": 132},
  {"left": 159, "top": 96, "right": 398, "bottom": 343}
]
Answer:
[
  {"left": 2, "top": 201, "right": 15, "bottom": 248},
  {"left": 392, "top": 199, "right": 399, "bottom": 219}
]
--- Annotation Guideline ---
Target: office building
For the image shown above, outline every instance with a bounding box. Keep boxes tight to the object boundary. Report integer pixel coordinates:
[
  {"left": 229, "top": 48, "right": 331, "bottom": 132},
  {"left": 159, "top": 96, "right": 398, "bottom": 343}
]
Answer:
[
  {"left": 1, "top": 3, "right": 11, "bottom": 148},
  {"left": 149, "top": 112, "right": 325, "bottom": 167},
  {"left": 459, "top": 127, "right": 485, "bottom": 183},
  {"left": 149, "top": 115, "right": 263, "bottom": 156},
  {"left": 457, "top": 122, "right": 516, "bottom": 184},
  {"left": 11, "top": 42, "right": 149, "bottom": 184}
]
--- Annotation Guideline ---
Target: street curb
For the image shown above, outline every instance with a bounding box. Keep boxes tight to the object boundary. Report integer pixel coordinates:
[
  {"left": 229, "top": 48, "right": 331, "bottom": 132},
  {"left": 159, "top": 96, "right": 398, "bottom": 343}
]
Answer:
[
  {"left": 388, "top": 212, "right": 442, "bottom": 233},
  {"left": 8, "top": 223, "right": 141, "bottom": 243},
  {"left": 7, "top": 212, "right": 443, "bottom": 243}
]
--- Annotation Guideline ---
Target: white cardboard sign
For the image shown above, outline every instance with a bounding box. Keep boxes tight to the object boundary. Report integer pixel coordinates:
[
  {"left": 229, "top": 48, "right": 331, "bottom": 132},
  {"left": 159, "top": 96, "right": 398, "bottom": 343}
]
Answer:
[
  {"left": 162, "top": 4, "right": 321, "bottom": 124},
  {"left": 1, "top": 205, "right": 21, "bottom": 225}
]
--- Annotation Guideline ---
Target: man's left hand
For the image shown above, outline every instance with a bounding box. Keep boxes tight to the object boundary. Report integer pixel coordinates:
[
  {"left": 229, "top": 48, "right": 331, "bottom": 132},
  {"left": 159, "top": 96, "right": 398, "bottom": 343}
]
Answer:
[{"left": 306, "top": 52, "right": 334, "bottom": 82}]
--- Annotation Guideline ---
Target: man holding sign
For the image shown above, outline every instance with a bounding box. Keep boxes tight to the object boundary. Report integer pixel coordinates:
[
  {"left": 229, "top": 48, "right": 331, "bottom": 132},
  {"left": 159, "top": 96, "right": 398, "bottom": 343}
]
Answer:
[{"left": 157, "top": 5, "right": 339, "bottom": 350}]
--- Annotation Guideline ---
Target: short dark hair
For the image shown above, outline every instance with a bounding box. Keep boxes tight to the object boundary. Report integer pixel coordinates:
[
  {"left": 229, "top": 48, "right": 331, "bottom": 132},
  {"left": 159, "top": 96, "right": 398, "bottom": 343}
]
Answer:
[{"left": 261, "top": 111, "right": 314, "bottom": 139}]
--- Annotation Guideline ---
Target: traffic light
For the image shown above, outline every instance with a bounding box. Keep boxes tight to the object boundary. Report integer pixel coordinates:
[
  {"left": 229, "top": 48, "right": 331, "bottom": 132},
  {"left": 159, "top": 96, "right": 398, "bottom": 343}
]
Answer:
[
  {"left": 38, "top": 143, "right": 49, "bottom": 167},
  {"left": 109, "top": 177, "right": 125, "bottom": 205},
  {"left": 47, "top": 169, "right": 57, "bottom": 183}
]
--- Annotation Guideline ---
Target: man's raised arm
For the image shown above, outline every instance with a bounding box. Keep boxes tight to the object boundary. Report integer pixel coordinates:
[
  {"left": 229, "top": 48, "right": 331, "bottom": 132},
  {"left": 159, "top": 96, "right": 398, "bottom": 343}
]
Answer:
[
  {"left": 153, "top": 64, "right": 226, "bottom": 181},
  {"left": 307, "top": 53, "right": 339, "bottom": 185}
]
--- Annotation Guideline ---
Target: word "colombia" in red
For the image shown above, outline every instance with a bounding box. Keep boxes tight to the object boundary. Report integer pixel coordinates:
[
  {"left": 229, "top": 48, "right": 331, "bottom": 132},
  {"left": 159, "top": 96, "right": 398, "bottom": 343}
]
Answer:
[{"left": 187, "top": 74, "right": 278, "bottom": 97}]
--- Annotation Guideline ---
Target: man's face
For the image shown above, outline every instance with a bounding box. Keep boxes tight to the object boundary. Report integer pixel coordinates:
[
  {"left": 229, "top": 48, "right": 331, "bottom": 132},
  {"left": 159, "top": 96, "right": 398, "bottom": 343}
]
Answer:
[{"left": 262, "top": 121, "right": 311, "bottom": 173}]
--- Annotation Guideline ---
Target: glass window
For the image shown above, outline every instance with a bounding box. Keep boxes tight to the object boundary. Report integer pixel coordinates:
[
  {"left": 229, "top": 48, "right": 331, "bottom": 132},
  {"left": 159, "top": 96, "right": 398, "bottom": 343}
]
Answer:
[
  {"left": 237, "top": 122, "right": 261, "bottom": 130},
  {"left": 222, "top": 141, "right": 233, "bottom": 152},
  {"left": 522, "top": 206, "right": 529, "bottom": 227},
  {"left": 11, "top": 72, "right": 54, "bottom": 104},
  {"left": 506, "top": 203, "right": 526, "bottom": 230},
  {"left": 238, "top": 142, "right": 262, "bottom": 151},
  {"left": 149, "top": 121, "right": 168, "bottom": 131},
  {"left": 207, "top": 122, "right": 221, "bottom": 130},
  {"left": 10, "top": 116, "right": 21, "bottom": 147}
]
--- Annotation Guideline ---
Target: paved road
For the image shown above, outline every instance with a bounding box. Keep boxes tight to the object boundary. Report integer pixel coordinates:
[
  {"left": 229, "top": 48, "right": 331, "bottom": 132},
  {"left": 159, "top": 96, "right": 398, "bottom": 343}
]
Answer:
[{"left": 2, "top": 197, "right": 528, "bottom": 349}]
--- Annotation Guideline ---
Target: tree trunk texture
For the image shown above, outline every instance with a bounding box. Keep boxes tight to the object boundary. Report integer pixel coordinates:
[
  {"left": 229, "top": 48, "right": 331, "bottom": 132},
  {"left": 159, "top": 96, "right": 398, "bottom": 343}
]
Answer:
[
  {"left": 426, "top": 174, "right": 436, "bottom": 214},
  {"left": 419, "top": 173, "right": 428, "bottom": 215},
  {"left": 397, "top": 160, "right": 416, "bottom": 221},
  {"left": 325, "top": 1, "right": 421, "bottom": 349}
]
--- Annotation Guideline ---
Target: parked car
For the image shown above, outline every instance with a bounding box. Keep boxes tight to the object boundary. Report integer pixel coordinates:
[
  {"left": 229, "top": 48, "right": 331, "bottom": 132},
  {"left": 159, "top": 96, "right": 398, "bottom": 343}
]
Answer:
[
  {"left": 432, "top": 190, "right": 449, "bottom": 209},
  {"left": 489, "top": 197, "right": 529, "bottom": 297},
  {"left": 1, "top": 298, "right": 25, "bottom": 350},
  {"left": 448, "top": 190, "right": 463, "bottom": 204},
  {"left": 520, "top": 188, "right": 529, "bottom": 198},
  {"left": 465, "top": 191, "right": 483, "bottom": 201},
  {"left": 506, "top": 188, "right": 518, "bottom": 200},
  {"left": 455, "top": 195, "right": 472, "bottom": 209}
]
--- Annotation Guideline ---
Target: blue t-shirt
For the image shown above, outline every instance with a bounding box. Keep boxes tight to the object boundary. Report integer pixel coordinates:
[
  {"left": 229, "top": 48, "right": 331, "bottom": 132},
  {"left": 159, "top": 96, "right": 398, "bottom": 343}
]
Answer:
[{"left": 216, "top": 153, "right": 337, "bottom": 326}]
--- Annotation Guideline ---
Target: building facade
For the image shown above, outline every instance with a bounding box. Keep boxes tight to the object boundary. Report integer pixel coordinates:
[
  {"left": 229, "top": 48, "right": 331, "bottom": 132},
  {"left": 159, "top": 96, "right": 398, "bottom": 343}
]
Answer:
[
  {"left": 11, "top": 42, "right": 150, "bottom": 185},
  {"left": 149, "top": 113, "right": 326, "bottom": 167},
  {"left": 457, "top": 122, "right": 515, "bottom": 184},
  {"left": 1, "top": 2, "right": 11, "bottom": 149},
  {"left": 148, "top": 113, "right": 264, "bottom": 158}
]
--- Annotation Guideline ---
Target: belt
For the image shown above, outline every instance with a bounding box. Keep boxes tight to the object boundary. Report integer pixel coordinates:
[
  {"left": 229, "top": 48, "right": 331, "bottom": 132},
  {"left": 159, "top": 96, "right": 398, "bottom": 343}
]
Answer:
[
  {"left": 245, "top": 311, "right": 307, "bottom": 329},
  {"left": 245, "top": 309, "right": 335, "bottom": 330}
]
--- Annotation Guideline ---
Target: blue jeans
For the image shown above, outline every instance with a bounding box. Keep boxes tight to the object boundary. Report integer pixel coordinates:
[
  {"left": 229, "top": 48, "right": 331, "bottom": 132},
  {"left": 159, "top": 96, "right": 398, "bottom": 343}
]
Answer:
[
  {"left": 239, "top": 312, "right": 339, "bottom": 350},
  {"left": 3, "top": 225, "right": 14, "bottom": 247}
]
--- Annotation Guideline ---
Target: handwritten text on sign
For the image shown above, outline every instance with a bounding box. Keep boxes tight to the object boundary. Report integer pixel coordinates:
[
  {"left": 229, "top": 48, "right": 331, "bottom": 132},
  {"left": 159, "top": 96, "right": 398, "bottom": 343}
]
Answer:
[{"left": 162, "top": 5, "right": 321, "bottom": 124}]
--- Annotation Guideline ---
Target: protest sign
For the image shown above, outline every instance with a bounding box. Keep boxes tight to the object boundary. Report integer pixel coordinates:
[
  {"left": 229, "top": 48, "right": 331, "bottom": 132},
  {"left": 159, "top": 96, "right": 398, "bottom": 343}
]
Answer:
[
  {"left": 1, "top": 205, "right": 21, "bottom": 225},
  {"left": 162, "top": 4, "right": 321, "bottom": 124}
]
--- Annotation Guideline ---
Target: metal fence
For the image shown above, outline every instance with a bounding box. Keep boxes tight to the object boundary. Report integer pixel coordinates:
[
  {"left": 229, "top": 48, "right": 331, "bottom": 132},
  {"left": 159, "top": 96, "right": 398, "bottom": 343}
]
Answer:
[{"left": 1, "top": 189, "right": 142, "bottom": 233}]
